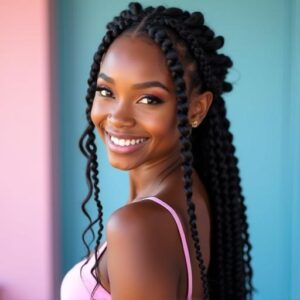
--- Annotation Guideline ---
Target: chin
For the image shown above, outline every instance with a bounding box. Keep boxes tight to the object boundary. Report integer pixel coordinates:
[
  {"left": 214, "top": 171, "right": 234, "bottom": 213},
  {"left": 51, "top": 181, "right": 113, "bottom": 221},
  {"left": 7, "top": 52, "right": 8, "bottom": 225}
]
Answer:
[{"left": 108, "top": 158, "right": 136, "bottom": 171}]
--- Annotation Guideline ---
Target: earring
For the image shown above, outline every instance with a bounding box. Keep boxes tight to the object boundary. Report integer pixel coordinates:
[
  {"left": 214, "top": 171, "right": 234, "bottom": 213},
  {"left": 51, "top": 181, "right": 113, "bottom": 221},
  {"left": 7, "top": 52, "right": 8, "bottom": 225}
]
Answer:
[{"left": 191, "top": 119, "right": 198, "bottom": 128}]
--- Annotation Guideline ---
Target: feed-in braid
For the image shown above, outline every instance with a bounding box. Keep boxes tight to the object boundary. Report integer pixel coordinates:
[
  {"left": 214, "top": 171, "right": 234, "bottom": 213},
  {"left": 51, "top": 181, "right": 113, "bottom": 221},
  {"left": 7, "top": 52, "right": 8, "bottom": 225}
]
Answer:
[
  {"left": 147, "top": 8, "right": 253, "bottom": 298},
  {"left": 78, "top": 5, "right": 144, "bottom": 297},
  {"left": 192, "top": 92, "right": 254, "bottom": 299},
  {"left": 211, "top": 98, "right": 235, "bottom": 298},
  {"left": 215, "top": 96, "right": 254, "bottom": 296},
  {"left": 78, "top": 2, "right": 254, "bottom": 299},
  {"left": 146, "top": 25, "right": 210, "bottom": 299}
]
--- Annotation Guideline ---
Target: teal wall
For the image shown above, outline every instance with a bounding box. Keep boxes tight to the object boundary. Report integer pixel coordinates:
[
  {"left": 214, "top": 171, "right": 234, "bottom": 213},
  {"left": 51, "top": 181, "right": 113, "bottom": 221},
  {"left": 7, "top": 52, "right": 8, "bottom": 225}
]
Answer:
[
  {"left": 56, "top": 1, "right": 300, "bottom": 299},
  {"left": 290, "top": 0, "right": 300, "bottom": 299}
]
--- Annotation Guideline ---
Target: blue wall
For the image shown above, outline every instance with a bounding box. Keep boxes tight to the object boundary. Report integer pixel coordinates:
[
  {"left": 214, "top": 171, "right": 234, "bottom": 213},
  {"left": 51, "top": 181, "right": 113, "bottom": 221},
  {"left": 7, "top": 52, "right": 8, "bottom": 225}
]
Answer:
[
  {"left": 56, "top": 1, "right": 300, "bottom": 298},
  {"left": 290, "top": 0, "right": 300, "bottom": 299}
]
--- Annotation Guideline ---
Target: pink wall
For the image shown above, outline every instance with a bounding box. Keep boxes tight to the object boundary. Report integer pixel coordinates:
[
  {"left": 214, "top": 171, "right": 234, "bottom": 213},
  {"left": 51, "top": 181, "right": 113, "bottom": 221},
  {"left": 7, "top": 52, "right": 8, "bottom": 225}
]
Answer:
[{"left": 0, "top": 0, "right": 56, "bottom": 299}]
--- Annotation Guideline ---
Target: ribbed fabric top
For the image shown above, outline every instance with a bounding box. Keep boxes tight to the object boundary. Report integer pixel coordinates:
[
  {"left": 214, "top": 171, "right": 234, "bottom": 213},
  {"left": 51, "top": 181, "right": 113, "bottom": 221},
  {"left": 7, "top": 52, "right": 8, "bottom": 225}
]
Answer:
[{"left": 60, "top": 196, "right": 193, "bottom": 300}]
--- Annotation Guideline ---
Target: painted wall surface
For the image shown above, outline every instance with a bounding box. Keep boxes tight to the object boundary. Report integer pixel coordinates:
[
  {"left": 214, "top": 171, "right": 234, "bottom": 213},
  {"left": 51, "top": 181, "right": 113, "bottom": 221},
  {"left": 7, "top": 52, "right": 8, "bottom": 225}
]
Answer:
[
  {"left": 290, "top": 0, "right": 300, "bottom": 299},
  {"left": 56, "top": 0, "right": 299, "bottom": 299},
  {"left": 0, "top": 0, "right": 56, "bottom": 299}
]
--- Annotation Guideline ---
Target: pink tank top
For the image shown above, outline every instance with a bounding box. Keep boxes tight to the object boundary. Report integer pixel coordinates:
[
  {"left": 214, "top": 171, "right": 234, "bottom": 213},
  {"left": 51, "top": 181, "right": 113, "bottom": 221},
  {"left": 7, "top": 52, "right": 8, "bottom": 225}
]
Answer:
[{"left": 60, "top": 196, "right": 193, "bottom": 300}]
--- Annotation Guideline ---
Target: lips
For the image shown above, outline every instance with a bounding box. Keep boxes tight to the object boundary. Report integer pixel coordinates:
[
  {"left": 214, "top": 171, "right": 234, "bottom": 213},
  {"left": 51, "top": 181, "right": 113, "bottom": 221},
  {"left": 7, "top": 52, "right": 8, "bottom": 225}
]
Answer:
[{"left": 105, "top": 130, "right": 149, "bottom": 154}]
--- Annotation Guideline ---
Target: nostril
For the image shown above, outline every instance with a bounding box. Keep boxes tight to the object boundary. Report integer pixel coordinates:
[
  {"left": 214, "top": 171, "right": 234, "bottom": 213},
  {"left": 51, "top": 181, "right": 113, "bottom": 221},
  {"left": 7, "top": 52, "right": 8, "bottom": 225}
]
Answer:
[{"left": 107, "top": 112, "right": 136, "bottom": 127}]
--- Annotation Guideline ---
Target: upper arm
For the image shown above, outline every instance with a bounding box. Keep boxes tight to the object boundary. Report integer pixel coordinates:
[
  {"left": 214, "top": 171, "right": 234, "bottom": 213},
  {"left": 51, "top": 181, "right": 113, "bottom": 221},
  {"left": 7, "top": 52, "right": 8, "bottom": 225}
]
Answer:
[{"left": 106, "top": 203, "right": 179, "bottom": 300}]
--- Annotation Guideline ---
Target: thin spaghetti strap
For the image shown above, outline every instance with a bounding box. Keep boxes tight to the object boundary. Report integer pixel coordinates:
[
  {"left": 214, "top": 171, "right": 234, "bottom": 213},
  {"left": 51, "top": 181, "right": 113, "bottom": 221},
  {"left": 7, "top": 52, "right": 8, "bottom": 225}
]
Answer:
[
  {"left": 97, "top": 240, "right": 107, "bottom": 256},
  {"left": 141, "top": 196, "right": 193, "bottom": 300}
]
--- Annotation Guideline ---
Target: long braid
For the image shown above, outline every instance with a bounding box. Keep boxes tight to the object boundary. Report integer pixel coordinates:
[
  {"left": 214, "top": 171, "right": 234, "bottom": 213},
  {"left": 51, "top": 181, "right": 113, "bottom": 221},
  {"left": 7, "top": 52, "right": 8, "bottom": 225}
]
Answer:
[
  {"left": 146, "top": 25, "right": 209, "bottom": 299},
  {"left": 203, "top": 103, "right": 226, "bottom": 298},
  {"left": 78, "top": 4, "right": 151, "bottom": 299},
  {"left": 212, "top": 97, "right": 235, "bottom": 298},
  {"left": 145, "top": 8, "right": 252, "bottom": 299},
  {"left": 78, "top": 2, "right": 254, "bottom": 299},
  {"left": 150, "top": 8, "right": 254, "bottom": 298},
  {"left": 216, "top": 96, "right": 254, "bottom": 297},
  {"left": 79, "top": 48, "right": 104, "bottom": 276}
]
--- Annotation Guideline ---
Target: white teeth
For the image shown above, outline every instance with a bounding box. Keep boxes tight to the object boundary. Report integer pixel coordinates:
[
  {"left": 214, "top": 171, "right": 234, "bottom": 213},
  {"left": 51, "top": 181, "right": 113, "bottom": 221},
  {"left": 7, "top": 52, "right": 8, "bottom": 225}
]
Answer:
[{"left": 109, "top": 135, "right": 146, "bottom": 147}]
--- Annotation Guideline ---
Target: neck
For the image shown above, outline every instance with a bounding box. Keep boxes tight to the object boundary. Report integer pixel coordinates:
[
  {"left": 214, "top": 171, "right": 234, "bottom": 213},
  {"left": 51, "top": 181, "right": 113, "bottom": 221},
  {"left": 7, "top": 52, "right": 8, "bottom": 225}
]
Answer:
[{"left": 128, "top": 154, "right": 183, "bottom": 203}]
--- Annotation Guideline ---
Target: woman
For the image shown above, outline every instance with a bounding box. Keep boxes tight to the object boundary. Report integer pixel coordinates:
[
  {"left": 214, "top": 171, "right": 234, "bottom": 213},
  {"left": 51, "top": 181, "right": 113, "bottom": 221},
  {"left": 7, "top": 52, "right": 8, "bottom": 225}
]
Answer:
[{"left": 61, "top": 2, "right": 253, "bottom": 299}]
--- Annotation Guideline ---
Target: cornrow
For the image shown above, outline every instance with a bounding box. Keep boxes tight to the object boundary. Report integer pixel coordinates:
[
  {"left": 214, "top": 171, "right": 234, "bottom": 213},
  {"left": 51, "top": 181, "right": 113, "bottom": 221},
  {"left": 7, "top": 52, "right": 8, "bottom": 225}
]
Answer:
[{"left": 78, "top": 2, "right": 254, "bottom": 299}]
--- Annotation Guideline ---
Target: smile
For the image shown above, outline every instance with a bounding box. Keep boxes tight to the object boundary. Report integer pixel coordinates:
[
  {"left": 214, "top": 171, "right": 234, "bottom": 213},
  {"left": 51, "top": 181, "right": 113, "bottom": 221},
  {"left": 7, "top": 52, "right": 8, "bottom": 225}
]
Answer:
[
  {"left": 110, "top": 135, "right": 147, "bottom": 147},
  {"left": 105, "top": 131, "right": 149, "bottom": 154}
]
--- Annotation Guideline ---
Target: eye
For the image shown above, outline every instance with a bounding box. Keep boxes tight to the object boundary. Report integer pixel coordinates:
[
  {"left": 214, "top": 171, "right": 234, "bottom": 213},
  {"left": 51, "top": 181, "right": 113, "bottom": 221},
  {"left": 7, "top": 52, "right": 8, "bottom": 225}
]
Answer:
[
  {"left": 96, "top": 86, "right": 114, "bottom": 98},
  {"left": 138, "top": 95, "right": 164, "bottom": 105}
]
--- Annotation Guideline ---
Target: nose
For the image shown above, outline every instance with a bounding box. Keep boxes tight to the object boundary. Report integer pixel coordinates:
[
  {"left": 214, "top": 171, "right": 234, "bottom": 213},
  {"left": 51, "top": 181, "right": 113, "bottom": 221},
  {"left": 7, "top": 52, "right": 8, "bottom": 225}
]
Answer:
[{"left": 108, "top": 102, "right": 136, "bottom": 128}]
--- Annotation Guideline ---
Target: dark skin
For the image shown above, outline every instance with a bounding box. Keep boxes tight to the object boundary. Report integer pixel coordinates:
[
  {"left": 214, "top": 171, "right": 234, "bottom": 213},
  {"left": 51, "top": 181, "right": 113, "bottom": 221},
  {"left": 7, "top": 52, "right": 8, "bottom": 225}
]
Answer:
[{"left": 90, "top": 33, "right": 213, "bottom": 300}]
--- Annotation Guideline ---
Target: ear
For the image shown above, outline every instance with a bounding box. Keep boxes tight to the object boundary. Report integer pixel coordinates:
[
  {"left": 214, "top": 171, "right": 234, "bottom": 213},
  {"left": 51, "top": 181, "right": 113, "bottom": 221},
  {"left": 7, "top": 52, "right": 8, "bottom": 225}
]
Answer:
[{"left": 188, "top": 91, "right": 213, "bottom": 127}]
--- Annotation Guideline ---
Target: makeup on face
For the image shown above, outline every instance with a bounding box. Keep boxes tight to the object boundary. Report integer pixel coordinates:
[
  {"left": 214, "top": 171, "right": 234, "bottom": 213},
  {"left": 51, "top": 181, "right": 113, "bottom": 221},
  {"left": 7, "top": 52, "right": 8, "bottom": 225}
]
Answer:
[{"left": 90, "top": 34, "right": 180, "bottom": 171}]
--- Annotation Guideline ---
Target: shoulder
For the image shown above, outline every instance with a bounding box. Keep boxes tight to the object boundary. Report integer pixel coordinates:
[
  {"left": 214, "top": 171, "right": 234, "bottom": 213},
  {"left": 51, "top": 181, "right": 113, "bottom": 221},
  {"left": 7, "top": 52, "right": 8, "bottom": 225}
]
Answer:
[
  {"left": 107, "top": 199, "right": 175, "bottom": 234},
  {"left": 105, "top": 200, "right": 181, "bottom": 299},
  {"left": 106, "top": 199, "right": 180, "bottom": 262}
]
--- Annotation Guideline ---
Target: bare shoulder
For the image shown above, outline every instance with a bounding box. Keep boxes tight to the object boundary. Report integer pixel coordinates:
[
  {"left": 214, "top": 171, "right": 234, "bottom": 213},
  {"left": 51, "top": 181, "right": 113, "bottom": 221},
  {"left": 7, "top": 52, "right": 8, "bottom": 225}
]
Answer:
[
  {"left": 107, "top": 200, "right": 177, "bottom": 236},
  {"left": 105, "top": 200, "right": 181, "bottom": 299},
  {"left": 106, "top": 199, "right": 180, "bottom": 264}
]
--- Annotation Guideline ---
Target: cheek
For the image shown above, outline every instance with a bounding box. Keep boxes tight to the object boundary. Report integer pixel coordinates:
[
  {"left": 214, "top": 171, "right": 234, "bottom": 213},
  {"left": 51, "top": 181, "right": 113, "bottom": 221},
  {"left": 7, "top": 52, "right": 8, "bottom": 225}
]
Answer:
[
  {"left": 90, "top": 100, "right": 107, "bottom": 138},
  {"left": 90, "top": 99, "right": 99, "bottom": 125},
  {"left": 91, "top": 98, "right": 109, "bottom": 123},
  {"left": 141, "top": 105, "right": 179, "bottom": 140}
]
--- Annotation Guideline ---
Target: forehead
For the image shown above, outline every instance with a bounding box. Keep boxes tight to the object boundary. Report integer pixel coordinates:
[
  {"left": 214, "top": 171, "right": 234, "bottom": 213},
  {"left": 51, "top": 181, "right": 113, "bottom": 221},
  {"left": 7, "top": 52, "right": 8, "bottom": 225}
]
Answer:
[{"left": 99, "top": 34, "right": 173, "bottom": 85}]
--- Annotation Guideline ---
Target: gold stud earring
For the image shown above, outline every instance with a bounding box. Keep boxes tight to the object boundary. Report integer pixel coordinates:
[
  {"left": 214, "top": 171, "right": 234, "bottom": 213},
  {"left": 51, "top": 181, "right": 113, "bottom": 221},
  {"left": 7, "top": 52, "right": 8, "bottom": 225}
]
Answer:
[{"left": 191, "top": 120, "right": 198, "bottom": 128}]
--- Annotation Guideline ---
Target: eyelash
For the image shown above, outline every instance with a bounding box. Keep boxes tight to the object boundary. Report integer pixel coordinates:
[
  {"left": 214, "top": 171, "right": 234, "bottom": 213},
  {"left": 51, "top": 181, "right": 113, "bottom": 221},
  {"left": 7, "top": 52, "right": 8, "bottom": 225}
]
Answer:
[
  {"left": 96, "top": 86, "right": 114, "bottom": 98},
  {"left": 95, "top": 86, "right": 164, "bottom": 105}
]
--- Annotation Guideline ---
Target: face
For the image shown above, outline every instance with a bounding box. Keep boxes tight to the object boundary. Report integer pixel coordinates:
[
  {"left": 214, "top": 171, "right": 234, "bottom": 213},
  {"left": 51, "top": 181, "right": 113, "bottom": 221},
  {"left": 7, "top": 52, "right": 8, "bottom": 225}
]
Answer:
[{"left": 91, "top": 33, "right": 181, "bottom": 170}]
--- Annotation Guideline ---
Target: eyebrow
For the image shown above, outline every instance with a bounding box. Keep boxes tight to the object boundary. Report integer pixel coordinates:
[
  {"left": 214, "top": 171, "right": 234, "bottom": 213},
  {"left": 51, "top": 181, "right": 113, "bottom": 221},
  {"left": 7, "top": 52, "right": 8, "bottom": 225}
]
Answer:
[{"left": 98, "top": 72, "right": 170, "bottom": 93}]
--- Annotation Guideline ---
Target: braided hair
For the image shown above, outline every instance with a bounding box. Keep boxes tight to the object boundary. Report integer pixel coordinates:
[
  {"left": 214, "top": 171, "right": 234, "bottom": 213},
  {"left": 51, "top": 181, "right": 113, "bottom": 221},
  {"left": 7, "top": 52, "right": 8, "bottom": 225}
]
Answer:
[{"left": 78, "top": 3, "right": 254, "bottom": 299}]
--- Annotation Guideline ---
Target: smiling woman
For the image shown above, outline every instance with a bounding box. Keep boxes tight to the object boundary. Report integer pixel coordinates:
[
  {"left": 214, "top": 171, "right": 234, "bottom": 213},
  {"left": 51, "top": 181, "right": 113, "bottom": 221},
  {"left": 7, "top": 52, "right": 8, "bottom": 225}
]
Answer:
[{"left": 60, "top": 2, "right": 253, "bottom": 300}]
